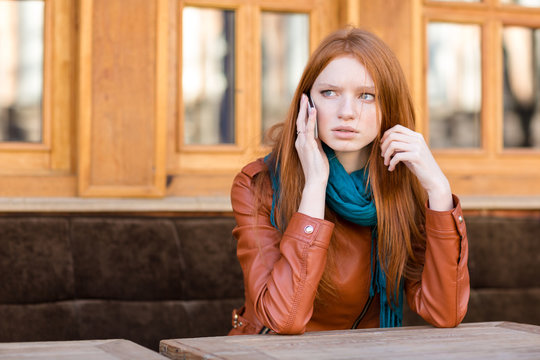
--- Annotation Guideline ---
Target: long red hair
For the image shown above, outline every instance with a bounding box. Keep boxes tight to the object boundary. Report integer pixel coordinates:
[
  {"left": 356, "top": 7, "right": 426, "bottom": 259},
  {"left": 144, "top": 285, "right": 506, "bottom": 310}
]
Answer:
[{"left": 256, "top": 27, "right": 426, "bottom": 304}]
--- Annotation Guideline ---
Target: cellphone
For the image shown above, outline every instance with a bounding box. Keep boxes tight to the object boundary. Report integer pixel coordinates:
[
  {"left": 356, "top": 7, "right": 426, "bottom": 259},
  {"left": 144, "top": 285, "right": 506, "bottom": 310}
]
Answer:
[{"left": 306, "top": 94, "right": 318, "bottom": 139}]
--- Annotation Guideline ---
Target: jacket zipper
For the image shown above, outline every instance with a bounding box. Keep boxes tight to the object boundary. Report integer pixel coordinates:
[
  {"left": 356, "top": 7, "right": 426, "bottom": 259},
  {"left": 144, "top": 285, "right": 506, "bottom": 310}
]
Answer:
[{"left": 351, "top": 294, "right": 374, "bottom": 329}]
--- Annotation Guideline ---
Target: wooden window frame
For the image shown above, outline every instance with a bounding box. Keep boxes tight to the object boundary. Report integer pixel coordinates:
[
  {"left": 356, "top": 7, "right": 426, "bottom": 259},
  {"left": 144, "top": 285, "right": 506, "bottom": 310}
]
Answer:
[
  {"left": 0, "top": 0, "right": 76, "bottom": 196},
  {"left": 1, "top": 0, "right": 537, "bottom": 208},
  {"left": 420, "top": 0, "right": 540, "bottom": 196},
  {"left": 0, "top": 0, "right": 341, "bottom": 201},
  {"left": 166, "top": 0, "right": 340, "bottom": 196}
]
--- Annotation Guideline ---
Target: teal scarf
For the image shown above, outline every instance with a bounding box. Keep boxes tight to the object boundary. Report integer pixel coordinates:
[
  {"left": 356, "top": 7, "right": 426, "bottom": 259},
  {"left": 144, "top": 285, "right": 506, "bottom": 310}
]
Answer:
[{"left": 265, "top": 146, "right": 403, "bottom": 328}]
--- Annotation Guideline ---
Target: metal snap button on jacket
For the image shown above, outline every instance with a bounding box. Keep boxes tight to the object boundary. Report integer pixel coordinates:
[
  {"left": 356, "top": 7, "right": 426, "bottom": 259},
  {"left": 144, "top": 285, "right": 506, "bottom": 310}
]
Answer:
[{"left": 304, "top": 225, "right": 314, "bottom": 234}]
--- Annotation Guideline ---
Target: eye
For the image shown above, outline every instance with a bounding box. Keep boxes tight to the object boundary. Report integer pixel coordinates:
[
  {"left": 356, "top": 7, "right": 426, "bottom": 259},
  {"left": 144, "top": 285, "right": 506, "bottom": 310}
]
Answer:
[
  {"left": 321, "top": 90, "right": 336, "bottom": 97},
  {"left": 359, "top": 93, "right": 375, "bottom": 101}
]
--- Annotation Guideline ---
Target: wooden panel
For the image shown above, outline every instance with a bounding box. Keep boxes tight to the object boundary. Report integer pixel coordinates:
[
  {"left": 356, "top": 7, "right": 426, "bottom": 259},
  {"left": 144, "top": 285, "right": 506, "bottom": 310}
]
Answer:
[
  {"left": 50, "top": 0, "right": 76, "bottom": 171},
  {"left": 166, "top": 173, "right": 236, "bottom": 197},
  {"left": 341, "top": 0, "right": 360, "bottom": 27},
  {"left": 0, "top": 150, "right": 51, "bottom": 173},
  {"left": 79, "top": 0, "right": 167, "bottom": 197},
  {"left": 448, "top": 173, "right": 540, "bottom": 196},
  {"left": 0, "top": 175, "right": 76, "bottom": 197},
  {"left": 355, "top": 0, "right": 425, "bottom": 132},
  {"left": 357, "top": 1, "right": 416, "bottom": 91},
  {"left": 160, "top": 322, "right": 540, "bottom": 360},
  {"left": 0, "top": 339, "right": 167, "bottom": 360}
]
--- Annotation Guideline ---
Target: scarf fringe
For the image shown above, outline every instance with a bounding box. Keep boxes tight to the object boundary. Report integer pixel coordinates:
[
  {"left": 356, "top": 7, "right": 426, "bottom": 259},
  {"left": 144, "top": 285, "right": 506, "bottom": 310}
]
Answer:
[{"left": 370, "top": 226, "right": 403, "bottom": 327}]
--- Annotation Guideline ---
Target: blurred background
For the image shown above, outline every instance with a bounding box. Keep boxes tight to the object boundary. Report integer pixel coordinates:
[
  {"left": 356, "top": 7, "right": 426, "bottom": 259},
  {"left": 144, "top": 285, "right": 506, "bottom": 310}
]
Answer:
[{"left": 0, "top": 0, "right": 538, "bottom": 351}]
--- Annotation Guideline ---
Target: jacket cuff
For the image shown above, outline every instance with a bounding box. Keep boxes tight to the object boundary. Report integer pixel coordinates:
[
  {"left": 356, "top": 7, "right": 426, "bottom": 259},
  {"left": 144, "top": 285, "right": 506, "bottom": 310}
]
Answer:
[
  {"left": 425, "top": 194, "right": 466, "bottom": 238},
  {"left": 282, "top": 212, "right": 334, "bottom": 249}
]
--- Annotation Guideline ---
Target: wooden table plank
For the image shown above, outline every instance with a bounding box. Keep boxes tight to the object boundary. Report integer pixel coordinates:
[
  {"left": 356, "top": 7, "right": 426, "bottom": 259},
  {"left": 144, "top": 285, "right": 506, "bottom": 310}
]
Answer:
[
  {"left": 160, "top": 322, "right": 540, "bottom": 360},
  {"left": 0, "top": 339, "right": 167, "bottom": 360}
]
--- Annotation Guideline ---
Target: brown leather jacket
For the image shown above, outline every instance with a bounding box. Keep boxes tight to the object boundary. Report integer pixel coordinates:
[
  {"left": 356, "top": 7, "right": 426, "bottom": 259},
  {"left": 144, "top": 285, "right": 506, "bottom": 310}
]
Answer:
[{"left": 229, "top": 159, "right": 469, "bottom": 335}]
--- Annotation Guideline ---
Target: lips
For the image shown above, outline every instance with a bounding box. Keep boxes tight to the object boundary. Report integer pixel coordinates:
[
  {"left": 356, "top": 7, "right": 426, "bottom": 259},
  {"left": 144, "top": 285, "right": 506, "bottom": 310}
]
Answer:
[
  {"left": 331, "top": 126, "right": 358, "bottom": 140},
  {"left": 332, "top": 126, "right": 358, "bottom": 133}
]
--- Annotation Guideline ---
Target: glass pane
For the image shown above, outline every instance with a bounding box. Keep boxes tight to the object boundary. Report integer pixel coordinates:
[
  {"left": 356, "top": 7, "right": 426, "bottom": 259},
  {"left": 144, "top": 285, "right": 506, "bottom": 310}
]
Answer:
[
  {"left": 503, "top": 27, "right": 540, "bottom": 148},
  {"left": 0, "top": 0, "right": 44, "bottom": 143},
  {"left": 182, "top": 7, "right": 235, "bottom": 145},
  {"left": 428, "top": 22, "right": 482, "bottom": 148},
  {"left": 500, "top": 0, "right": 540, "bottom": 7},
  {"left": 261, "top": 12, "right": 309, "bottom": 142}
]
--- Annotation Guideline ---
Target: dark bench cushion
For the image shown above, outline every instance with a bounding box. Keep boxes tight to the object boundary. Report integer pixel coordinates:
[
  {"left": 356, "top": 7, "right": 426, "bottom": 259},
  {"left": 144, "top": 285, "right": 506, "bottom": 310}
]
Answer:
[
  {"left": 467, "top": 216, "right": 540, "bottom": 288},
  {"left": 173, "top": 218, "right": 243, "bottom": 300},
  {"left": 71, "top": 218, "right": 183, "bottom": 300},
  {"left": 0, "top": 218, "right": 73, "bottom": 304}
]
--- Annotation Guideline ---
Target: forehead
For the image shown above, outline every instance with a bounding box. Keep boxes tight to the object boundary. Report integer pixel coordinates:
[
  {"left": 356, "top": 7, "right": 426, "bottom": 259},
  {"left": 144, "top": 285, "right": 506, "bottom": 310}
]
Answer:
[{"left": 314, "top": 55, "right": 374, "bottom": 87}]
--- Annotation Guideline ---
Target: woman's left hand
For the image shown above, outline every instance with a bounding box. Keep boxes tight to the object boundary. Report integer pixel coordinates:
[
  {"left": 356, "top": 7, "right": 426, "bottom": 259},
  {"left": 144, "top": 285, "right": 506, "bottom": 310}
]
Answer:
[{"left": 380, "top": 125, "right": 453, "bottom": 211}]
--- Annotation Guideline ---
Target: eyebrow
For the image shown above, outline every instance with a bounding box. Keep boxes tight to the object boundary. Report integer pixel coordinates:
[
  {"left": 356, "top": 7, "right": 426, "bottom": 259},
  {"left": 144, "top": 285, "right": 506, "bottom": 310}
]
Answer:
[
  {"left": 315, "top": 83, "right": 376, "bottom": 92},
  {"left": 358, "top": 86, "right": 376, "bottom": 93}
]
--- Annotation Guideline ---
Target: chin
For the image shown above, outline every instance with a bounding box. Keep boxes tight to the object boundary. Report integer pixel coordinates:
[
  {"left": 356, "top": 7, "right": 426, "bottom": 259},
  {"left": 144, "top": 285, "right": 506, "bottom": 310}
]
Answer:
[{"left": 325, "top": 141, "right": 368, "bottom": 153}]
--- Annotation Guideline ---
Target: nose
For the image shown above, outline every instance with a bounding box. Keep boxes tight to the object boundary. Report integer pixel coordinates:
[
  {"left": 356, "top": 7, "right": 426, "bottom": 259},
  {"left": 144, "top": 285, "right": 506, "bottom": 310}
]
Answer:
[{"left": 337, "top": 95, "right": 356, "bottom": 120}]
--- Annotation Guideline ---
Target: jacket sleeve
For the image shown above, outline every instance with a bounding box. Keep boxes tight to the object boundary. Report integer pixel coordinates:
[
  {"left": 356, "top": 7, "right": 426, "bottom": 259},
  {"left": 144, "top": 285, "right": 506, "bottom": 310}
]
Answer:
[
  {"left": 231, "top": 168, "right": 334, "bottom": 334},
  {"left": 405, "top": 195, "right": 470, "bottom": 327}
]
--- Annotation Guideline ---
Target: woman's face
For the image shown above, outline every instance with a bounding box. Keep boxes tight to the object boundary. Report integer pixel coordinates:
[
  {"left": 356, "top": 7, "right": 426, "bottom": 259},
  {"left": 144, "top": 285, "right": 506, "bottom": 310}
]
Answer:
[{"left": 310, "top": 55, "right": 380, "bottom": 167}]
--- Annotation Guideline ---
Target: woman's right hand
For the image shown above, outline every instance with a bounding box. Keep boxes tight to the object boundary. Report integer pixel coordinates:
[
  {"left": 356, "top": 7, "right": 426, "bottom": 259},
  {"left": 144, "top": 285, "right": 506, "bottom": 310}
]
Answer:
[{"left": 295, "top": 94, "right": 329, "bottom": 219}]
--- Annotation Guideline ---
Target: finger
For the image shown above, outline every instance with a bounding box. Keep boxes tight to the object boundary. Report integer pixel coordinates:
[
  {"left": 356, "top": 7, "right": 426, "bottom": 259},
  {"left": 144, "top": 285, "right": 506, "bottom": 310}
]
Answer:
[
  {"left": 382, "top": 141, "right": 416, "bottom": 166},
  {"left": 381, "top": 124, "right": 416, "bottom": 143},
  {"left": 387, "top": 152, "right": 416, "bottom": 171},
  {"left": 387, "top": 152, "right": 405, "bottom": 171},
  {"left": 393, "top": 126, "right": 424, "bottom": 144},
  {"left": 389, "top": 124, "right": 414, "bottom": 135},
  {"left": 296, "top": 94, "right": 309, "bottom": 134},
  {"left": 380, "top": 132, "right": 415, "bottom": 156}
]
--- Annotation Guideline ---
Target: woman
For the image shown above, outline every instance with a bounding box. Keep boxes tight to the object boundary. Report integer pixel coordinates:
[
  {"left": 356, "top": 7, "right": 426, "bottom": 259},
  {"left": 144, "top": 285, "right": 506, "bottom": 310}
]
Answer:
[{"left": 229, "top": 27, "right": 469, "bottom": 335}]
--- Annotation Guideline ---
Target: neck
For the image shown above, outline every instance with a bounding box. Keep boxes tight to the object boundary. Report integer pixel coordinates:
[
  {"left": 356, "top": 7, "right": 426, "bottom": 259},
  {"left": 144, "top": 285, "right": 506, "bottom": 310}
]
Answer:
[{"left": 335, "top": 146, "right": 371, "bottom": 173}]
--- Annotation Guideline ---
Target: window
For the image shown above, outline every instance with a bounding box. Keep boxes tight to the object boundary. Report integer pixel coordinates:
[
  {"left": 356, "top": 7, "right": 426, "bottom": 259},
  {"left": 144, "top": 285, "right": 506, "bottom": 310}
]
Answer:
[
  {"left": 356, "top": 0, "right": 540, "bottom": 199},
  {"left": 261, "top": 11, "right": 309, "bottom": 141},
  {"left": 3, "top": 0, "right": 537, "bottom": 202},
  {"left": 0, "top": 0, "right": 338, "bottom": 200},
  {"left": 421, "top": 0, "right": 540, "bottom": 196},
  {"left": 182, "top": 7, "right": 235, "bottom": 146},
  {"left": 502, "top": 26, "right": 540, "bottom": 148},
  {"left": 428, "top": 22, "right": 482, "bottom": 149},
  {"left": 0, "top": 0, "right": 75, "bottom": 196},
  {"left": 166, "top": 0, "right": 338, "bottom": 196},
  {"left": 0, "top": 0, "right": 44, "bottom": 143}
]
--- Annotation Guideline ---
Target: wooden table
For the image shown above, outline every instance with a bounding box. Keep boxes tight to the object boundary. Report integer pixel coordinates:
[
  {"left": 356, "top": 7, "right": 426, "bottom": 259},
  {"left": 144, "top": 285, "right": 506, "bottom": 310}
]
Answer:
[
  {"left": 160, "top": 322, "right": 540, "bottom": 359},
  {"left": 0, "top": 339, "right": 167, "bottom": 360}
]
